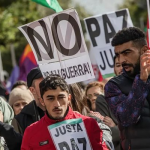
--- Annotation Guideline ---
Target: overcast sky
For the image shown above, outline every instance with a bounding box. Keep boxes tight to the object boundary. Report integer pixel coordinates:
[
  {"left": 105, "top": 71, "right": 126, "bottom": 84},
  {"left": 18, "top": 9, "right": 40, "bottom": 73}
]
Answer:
[{"left": 73, "top": 0, "right": 124, "bottom": 15}]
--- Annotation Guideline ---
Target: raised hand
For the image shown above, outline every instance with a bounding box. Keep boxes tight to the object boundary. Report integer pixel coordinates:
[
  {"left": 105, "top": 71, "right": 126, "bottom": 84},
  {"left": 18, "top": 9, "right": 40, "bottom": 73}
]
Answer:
[{"left": 140, "top": 50, "right": 150, "bottom": 82}]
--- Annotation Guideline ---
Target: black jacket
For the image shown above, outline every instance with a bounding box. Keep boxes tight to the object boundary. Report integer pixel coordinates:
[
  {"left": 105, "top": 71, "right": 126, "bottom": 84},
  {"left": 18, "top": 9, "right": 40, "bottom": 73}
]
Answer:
[
  {"left": 14, "top": 100, "right": 44, "bottom": 134},
  {"left": 110, "top": 74, "right": 150, "bottom": 150},
  {"left": 0, "top": 122, "right": 22, "bottom": 150}
]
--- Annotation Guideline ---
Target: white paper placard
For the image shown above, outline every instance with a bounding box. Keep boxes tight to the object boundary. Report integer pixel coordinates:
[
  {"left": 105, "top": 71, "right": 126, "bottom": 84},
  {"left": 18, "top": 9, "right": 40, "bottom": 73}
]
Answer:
[
  {"left": 39, "top": 54, "right": 94, "bottom": 84},
  {"left": 18, "top": 8, "right": 95, "bottom": 83},
  {"left": 48, "top": 118, "right": 92, "bottom": 150},
  {"left": 84, "top": 9, "right": 133, "bottom": 78}
]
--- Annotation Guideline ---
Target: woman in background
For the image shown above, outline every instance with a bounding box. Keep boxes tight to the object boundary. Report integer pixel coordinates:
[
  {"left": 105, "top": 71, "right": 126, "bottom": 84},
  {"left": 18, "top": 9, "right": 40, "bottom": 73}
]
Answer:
[
  {"left": 9, "top": 88, "right": 33, "bottom": 115},
  {"left": 69, "top": 83, "right": 114, "bottom": 150},
  {"left": 85, "top": 81, "right": 120, "bottom": 150}
]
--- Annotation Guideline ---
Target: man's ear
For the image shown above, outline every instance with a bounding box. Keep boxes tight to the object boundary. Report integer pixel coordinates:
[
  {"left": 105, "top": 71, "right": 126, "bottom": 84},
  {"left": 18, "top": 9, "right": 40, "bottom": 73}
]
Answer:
[
  {"left": 29, "top": 87, "right": 36, "bottom": 95},
  {"left": 141, "top": 45, "right": 149, "bottom": 55},
  {"left": 39, "top": 98, "right": 45, "bottom": 107}
]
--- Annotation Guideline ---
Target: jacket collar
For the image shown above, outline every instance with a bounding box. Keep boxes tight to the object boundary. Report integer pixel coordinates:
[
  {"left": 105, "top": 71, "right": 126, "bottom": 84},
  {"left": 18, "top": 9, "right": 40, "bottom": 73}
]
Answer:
[
  {"left": 44, "top": 107, "right": 74, "bottom": 124},
  {"left": 21, "top": 100, "right": 40, "bottom": 116}
]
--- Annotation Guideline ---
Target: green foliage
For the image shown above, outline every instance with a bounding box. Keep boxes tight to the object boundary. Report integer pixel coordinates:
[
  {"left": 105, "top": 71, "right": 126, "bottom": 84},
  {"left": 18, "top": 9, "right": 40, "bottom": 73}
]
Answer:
[
  {"left": 0, "top": 0, "right": 91, "bottom": 74},
  {"left": 0, "top": 0, "right": 42, "bottom": 74},
  {"left": 119, "top": 0, "right": 147, "bottom": 30}
]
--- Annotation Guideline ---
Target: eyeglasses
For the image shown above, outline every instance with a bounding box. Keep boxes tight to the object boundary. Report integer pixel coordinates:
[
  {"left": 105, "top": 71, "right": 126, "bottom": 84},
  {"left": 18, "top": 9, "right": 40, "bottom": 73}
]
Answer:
[{"left": 86, "top": 93, "right": 100, "bottom": 100}]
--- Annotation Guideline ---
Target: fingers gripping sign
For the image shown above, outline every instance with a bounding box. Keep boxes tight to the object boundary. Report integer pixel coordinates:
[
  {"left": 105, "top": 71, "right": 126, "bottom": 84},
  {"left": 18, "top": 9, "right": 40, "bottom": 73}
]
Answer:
[{"left": 140, "top": 50, "right": 150, "bottom": 82}]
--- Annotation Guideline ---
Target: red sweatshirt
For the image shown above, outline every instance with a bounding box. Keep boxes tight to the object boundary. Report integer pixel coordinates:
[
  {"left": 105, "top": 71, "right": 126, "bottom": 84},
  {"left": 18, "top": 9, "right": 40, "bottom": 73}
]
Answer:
[{"left": 21, "top": 107, "right": 108, "bottom": 150}]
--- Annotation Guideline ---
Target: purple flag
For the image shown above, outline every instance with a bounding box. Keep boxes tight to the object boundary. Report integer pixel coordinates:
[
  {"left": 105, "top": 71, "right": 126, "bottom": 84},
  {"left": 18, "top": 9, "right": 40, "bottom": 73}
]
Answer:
[{"left": 6, "top": 65, "right": 19, "bottom": 92}]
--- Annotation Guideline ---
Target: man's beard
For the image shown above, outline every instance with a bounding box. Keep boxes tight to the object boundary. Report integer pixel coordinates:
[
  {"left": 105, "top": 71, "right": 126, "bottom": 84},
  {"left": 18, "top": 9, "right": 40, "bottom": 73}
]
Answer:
[
  {"left": 122, "top": 59, "right": 140, "bottom": 77},
  {"left": 46, "top": 107, "right": 69, "bottom": 120}
]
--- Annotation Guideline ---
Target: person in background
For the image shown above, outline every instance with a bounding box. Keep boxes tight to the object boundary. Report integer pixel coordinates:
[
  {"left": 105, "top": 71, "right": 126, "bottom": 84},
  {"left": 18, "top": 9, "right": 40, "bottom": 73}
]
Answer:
[
  {"left": 96, "top": 95, "right": 121, "bottom": 150},
  {"left": 0, "top": 84, "right": 9, "bottom": 101},
  {"left": 21, "top": 75, "right": 108, "bottom": 150},
  {"left": 85, "top": 81, "right": 120, "bottom": 150},
  {"left": 13, "top": 67, "right": 44, "bottom": 134},
  {"left": 0, "top": 97, "right": 14, "bottom": 126},
  {"left": 69, "top": 83, "right": 114, "bottom": 150},
  {"left": 0, "top": 67, "right": 44, "bottom": 150},
  {"left": 9, "top": 88, "right": 33, "bottom": 115},
  {"left": 11, "top": 80, "right": 28, "bottom": 91},
  {"left": 68, "top": 83, "right": 87, "bottom": 114},
  {"left": 85, "top": 81, "right": 104, "bottom": 111},
  {"left": 0, "top": 97, "right": 21, "bottom": 150},
  {"left": 105, "top": 27, "right": 150, "bottom": 150},
  {"left": 114, "top": 56, "right": 123, "bottom": 76}
]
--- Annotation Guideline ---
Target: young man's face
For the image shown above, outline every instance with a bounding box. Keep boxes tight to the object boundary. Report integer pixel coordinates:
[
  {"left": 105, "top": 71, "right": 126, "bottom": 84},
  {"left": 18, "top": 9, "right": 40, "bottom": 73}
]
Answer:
[
  {"left": 114, "top": 41, "right": 140, "bottom": 77},
  {"left": 42, "top": 87, "right": 71, "bottom": 120}
]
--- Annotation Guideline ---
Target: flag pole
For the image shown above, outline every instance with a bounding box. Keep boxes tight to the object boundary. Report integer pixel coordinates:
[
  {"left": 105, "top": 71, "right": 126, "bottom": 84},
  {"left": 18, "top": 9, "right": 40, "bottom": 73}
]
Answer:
[
  {"left": 10, "top": 44, "right": 17, "bottom": 67},
  {"left": 0, "top": 51, "right": 4, "bottom": 82}
]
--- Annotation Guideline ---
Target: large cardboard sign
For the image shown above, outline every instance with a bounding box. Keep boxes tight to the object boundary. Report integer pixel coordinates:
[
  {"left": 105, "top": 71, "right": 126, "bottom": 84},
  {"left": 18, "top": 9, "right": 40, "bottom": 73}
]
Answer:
[
  {"left": 84, "top": 9, "right": 133, "bottom": 78},
  {"left": 18, "top": 9, "right": 94, "bottom": 84},
  {"left": 48, "top": 118, "right": 92, "bottom": 150}
]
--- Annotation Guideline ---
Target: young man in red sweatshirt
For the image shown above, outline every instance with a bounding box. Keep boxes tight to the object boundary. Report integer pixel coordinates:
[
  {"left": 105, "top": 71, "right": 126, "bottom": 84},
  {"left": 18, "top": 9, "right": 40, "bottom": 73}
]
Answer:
[{"left": 21, "top": 74, "right": 108, "bottom": 150}]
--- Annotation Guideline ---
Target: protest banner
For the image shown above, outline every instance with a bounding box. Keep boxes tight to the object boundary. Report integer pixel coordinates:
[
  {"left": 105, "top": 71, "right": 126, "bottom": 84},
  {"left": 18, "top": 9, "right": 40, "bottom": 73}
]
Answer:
[
  {"left": 18, "top": 9, "right": 94, "bottom": 84},
  {"left": 84, "top": 9, "right": 133, "bottom": 78},
  {"left": 48, "top": 118, "right": 92, "bottom": 150}
]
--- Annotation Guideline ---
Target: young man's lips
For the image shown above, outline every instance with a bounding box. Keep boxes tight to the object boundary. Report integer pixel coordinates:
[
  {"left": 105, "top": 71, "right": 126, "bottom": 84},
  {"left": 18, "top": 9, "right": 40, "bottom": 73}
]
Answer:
[{"left": 53, "top": 109, "right": 62, "bottom": 112}]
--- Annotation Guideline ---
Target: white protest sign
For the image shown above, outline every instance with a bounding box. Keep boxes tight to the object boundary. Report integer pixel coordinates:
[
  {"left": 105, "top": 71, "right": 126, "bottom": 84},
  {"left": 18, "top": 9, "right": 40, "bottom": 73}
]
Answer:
[
  {"left": 48, "top": 118, "right": 92, "bottom": 150},
  {"left": 39, "top": 54, "right": 93, "bottom": 84},
  {"left": 18, "top": 9, "right": 95, "bottom": 83},
  {"left": 84, "top": 9, "right": 133, "bottom": 78}
]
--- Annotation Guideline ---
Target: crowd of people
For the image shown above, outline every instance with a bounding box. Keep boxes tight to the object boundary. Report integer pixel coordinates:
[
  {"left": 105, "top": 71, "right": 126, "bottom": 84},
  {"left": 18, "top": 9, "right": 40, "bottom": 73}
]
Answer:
[{"left": 0, "top": 26, "right": 149, "bottom": 150}]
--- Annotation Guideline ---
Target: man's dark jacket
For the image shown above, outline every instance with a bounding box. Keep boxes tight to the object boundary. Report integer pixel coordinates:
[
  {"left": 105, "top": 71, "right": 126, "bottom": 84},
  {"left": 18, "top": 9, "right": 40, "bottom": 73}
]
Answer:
[
  {"left": 14, "top": 100, "right": 44, "bottom": 134},
  {"left": 110, "top": 74, "right": 150, "bottom": 150}
]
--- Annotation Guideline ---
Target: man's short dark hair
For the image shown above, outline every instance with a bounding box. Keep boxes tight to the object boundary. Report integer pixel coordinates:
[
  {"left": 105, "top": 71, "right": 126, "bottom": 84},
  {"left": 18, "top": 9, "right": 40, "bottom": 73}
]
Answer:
[
  {"left": 11, "top": 80, "right": 27, "bottom": 91},
  {"left": 111, "top": 27, "right": 147, "bottom": 48},
  {"left": 39, "top": 75, "right": 69, "bottom": 98}
]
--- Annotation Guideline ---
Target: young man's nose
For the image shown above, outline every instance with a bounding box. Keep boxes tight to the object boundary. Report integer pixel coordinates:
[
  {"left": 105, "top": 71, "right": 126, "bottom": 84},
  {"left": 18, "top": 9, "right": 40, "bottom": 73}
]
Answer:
[{"left": 54, "top": 100, "right": 61, "bottom": 107}]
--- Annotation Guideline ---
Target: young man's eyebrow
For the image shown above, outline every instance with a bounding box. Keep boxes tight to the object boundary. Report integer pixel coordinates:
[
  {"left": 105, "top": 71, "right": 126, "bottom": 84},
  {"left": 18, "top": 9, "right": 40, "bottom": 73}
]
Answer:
[
  {"left": 46, "top": 95, "right": 54, "bottom": 98},
  {"left": 58, "top": 94, "right": 66, "bottom": 97}
]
